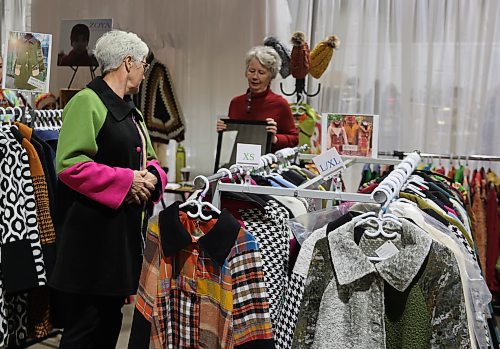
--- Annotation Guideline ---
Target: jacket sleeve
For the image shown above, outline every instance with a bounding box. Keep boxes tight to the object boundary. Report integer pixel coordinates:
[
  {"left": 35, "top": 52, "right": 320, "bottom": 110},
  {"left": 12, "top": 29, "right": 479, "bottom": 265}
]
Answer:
[
  {"left": 230, "top": 231, "right": 275, "bottom": 349},
  {"left": 423, "top": 243, "right": 471, "bottom": 349},
  {"left": 275, "top": 101, "right": 298, "bottom": 149},
  {"left": 292, "top": 239, "right": 333, "bottom": 348}
]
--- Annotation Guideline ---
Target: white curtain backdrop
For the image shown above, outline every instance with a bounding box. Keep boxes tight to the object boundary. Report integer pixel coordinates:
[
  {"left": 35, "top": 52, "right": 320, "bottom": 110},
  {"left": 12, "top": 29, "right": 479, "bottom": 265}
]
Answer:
[
  {"left": 29, "top": 0, "right": 292, "bottom": 177},
  {"left": 13, "top": 0, "right": 500, "bottom": 177},
  {"left": 0, "top": 0, "right": 31, "bottom": 55},
  {"left": 292, "top": 0, "right": 500, "bottom": 167}
]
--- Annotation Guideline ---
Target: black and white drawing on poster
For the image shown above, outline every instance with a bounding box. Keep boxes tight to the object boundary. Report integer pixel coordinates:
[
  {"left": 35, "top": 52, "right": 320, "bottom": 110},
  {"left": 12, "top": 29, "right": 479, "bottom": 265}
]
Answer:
[
  {"left": 2, "top": 31, "right": 52, "bottom": 92},
  {"left": 321, "top": 113, "right": 379, "bottom": 158},
  {"left": 58, "top": 19, "right": 112, "bottom": 66}
]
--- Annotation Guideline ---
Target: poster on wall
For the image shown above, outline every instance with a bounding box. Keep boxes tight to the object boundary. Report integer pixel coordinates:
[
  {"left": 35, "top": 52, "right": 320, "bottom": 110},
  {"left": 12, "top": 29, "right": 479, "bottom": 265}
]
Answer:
[
  {"left": 2, "top": 31, "right": 52, "bottom": 92},
  {"left": 57, "top": 18, "right": 113, "bottom": 66},
  {"left": 321, "top": 113, "right": 379, "bottom": 158}
]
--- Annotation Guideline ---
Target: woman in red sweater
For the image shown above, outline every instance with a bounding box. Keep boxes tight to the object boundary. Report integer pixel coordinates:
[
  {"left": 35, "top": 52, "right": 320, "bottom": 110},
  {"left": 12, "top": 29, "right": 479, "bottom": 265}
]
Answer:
[{"left": 217, "top": 46, "right": 298, "bottom": 151}]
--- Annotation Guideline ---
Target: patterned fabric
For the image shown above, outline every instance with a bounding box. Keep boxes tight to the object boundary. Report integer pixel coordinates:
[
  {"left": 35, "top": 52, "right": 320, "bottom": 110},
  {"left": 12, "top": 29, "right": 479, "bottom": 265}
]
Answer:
[
  {"left": 134, "top": 58, "right": 186, "bottom": 143},
  {"left": 292, "top": 219, "right": 470, "bottom": 349},
  {"left": 472, "top": 184, "right": 487, "bottom": 273},
  {"left": 5, "top": 293, "right": 28, "bottom": 346},
  {"left": 448, "top": 224, "right": 477, "bottom": 262},
  {"left": 132, "top": 203, "right": 274, "bottom": 348},
  {"left": 275, "top": 273, "right": 305, "bottom": 349},
  {"left": 274, "top": 227, "right": 327, "bottom": 349},
  {"left": 239, "top": 200, "right": 291, "bottom": 329},
  {"left": 14, "top": 123, "right": 56, "bottom": 245},
  {"left": 0, "top": 128, "right": 47, "bottom": 347}
]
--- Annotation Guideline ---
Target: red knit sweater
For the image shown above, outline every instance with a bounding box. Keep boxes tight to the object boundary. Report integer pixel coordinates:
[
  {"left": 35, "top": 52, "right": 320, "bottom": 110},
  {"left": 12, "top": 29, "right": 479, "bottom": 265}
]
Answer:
[{"left": 228, "top": 87, "right": 298, "bottom": 151}]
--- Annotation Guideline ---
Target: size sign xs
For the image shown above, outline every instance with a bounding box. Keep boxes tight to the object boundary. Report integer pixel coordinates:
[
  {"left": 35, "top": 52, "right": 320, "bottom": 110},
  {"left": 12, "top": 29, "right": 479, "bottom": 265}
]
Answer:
[
  {"left": 312, "top": 147, "right": 345, "bottom": 178},
  {"left": 236, "top": 143, "right": 261, "bottom": 167}
]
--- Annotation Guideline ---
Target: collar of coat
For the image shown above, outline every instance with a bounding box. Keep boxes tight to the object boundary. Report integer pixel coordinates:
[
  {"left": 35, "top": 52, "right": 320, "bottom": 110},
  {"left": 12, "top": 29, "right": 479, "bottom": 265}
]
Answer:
[
  {"left": 87, "top": 76, "right": 142, "bottom": 122},
  {"left": 328, "top": 217, "right": 432, "bottom": 292},
  {"left": 158, "top": 202, "right": 242, "bottom": 266}
]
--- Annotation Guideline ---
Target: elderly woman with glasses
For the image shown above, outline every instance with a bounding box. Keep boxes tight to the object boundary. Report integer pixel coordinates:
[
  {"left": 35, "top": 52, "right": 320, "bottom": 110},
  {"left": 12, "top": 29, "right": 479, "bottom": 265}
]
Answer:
[
  {"left": 50, "top": 30, "right": 166, "bottom": 348},
  {"left": 217, "top": 46, "right": 298, "bottom": 151}
]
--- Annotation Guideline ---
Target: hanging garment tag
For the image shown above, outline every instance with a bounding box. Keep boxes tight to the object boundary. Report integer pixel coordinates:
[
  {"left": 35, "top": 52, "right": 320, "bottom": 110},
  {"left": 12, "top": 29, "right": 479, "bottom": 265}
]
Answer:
[
  {"left": 374, "top": 241, "right": 399, "bottom": 259},
  {"left": 312, "top": 146, "right": 345, "bottom": 179},
  {"left": 236, "top": 143, "right": 261, "bottom": 167}
]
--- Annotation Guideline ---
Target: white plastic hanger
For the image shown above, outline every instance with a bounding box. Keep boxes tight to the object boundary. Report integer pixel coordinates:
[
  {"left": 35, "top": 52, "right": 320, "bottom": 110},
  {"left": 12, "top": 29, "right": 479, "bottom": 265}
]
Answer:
[{"left": 179, "top": 175, "right": 221, "bottom": 220}]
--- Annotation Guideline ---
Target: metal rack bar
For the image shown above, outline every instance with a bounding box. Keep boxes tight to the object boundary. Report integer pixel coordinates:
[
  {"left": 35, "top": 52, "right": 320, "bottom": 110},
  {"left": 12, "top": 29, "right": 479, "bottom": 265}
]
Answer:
[
  {"left": 380, "top": 150, "right": 500, "bottom": 162},
  {"left": 299, "top": 153, "right": 402, "bottom": 165},
  {"left": 214, "top": 182, "right": 375, "bottom": 208},
  {"left": 301, "top": 151, "right": 500, "bottom": 164},
  {"left": 199, "top": 145, "right": 310, "bottom": 188}
]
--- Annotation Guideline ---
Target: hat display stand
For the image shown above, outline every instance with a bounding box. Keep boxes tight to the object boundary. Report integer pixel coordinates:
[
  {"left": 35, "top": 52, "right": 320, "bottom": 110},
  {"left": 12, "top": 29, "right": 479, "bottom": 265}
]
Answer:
[
  {"left": 279, "top": 31, "right": 321, "bottom": 104},
  {"left": 280, "top": 77, "right": 321, "bottom": 104}
]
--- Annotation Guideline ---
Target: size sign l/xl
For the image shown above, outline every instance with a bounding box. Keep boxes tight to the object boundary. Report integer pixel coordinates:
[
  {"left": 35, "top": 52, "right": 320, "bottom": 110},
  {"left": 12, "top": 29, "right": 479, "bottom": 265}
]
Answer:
[
  {"left": 236, "top": 143, "right": 261, "bottom": 167},
  {"left": 312, "top": 147, "right": 345, "bottom": 178}
]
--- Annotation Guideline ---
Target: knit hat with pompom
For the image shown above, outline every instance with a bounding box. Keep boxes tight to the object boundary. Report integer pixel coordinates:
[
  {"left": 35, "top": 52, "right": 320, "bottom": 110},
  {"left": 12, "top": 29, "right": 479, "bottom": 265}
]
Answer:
[
  {"left": 309, "top": 35, "right": 340, "bottom": 79},
  {"left": 290, "top": 31, "right": 310, "bottom": 79}
]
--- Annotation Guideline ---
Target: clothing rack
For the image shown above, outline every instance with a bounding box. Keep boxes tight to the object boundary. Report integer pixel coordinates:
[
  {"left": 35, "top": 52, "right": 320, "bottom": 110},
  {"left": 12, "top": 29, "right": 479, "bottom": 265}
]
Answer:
[
  {"left": 381, "top": 150, "right": 500, "bottom": 162},
  {"left": 371, "top": 151, "right": 421, "bottom": 205},
  {"left": 212, "top": 182, "right": 375, "bottom": 209},
  {"left": 301, "top": 151, "right": 500, "bottom": 164},
  {"left": 0, "top": 106, "right": 63, "bottom": 125},
  {"left": 195, "top": 144, "right": 309, "bottom": 189},
  {"left": 299, "top": 153, "right": 402, "bottom": 165}
]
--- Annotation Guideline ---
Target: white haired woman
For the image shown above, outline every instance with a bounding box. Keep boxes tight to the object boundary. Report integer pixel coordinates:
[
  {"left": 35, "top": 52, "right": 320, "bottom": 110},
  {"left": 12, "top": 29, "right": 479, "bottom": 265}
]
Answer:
[
  {"left": 50, "top": 30, "right": 167, "bottom": 348},
  {"left": 216, "top": 46, "right": 298, "bottom": 151}
]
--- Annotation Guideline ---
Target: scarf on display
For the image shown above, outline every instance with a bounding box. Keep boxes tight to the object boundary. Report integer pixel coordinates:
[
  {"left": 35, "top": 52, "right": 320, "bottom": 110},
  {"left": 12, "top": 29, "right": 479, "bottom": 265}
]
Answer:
[{"left": 134, "top": 58, "right": 186, "bottom": 143}]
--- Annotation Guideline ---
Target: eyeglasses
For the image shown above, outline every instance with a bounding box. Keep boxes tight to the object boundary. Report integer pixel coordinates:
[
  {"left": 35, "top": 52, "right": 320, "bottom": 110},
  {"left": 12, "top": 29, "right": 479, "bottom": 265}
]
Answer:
[{"left": 140, "top": 61, "right": 150, "bottom": 73}]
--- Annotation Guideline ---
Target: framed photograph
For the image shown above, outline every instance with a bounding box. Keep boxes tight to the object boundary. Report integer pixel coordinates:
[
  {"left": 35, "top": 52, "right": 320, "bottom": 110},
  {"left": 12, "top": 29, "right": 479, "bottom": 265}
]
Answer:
[
  {"left": 321, "top": 113, "right": 379, "bottom": 158},
  {"left": 214, "top": 119, "right": 272, "bottom": 172},
  {"left": 2, "top": 31, "right": 52, "bottom": 92},
  {"left": 57, "top": 19, "right": 112, "bottom": 66}
]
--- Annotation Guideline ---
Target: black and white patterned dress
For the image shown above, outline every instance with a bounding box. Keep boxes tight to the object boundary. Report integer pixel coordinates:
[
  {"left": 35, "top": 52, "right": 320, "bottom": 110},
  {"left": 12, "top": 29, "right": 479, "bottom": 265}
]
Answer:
[{"left": 0, "top": 128, "right": 46, "bottom": 346}]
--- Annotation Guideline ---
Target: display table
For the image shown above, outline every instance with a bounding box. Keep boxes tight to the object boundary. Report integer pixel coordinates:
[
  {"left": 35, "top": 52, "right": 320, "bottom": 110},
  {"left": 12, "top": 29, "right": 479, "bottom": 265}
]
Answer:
[{"left": 163, "top": 182, "right": 195, "bottom": 203}]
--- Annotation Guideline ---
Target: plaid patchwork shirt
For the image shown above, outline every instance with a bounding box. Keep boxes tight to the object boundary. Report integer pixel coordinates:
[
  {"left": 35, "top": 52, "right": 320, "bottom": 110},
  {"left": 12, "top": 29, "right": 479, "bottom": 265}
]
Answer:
[{"left": 131, "top": 202, "right": 275, "bottom": 349}]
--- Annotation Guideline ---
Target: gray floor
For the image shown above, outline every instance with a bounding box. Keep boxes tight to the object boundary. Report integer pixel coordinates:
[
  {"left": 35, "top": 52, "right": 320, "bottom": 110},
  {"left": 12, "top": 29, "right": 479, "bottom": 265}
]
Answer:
[{"left": 31, "top": 303, "right": 134, "bottom": 348}]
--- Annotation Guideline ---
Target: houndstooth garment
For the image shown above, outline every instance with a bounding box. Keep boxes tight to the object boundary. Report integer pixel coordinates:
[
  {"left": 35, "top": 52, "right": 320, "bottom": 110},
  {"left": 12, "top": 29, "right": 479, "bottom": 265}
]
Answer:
[
  {"left": 274, "top": 227, "right": 327, "bottom": 349},
  {"left": 239, "top": 200, "right": 291, "bottom": 330}
]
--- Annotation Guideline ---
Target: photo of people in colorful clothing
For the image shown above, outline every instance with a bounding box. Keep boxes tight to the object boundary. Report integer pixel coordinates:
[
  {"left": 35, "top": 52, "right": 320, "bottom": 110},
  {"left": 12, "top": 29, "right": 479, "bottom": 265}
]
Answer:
[{"left": 323, "top": 113, "right": 378, "bottom": 158}]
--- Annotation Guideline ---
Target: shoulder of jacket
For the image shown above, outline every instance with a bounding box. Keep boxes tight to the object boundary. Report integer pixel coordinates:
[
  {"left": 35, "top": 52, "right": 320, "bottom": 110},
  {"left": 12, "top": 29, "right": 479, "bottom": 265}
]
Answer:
[{"left": 66, "top": 89, "right": 107, "bottom": 112}]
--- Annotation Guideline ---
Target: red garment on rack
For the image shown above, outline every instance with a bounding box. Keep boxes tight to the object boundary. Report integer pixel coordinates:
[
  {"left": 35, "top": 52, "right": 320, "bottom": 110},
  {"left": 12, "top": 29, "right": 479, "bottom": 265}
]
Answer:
[{"left": 486, "top": 185, "right": 500, "bottom": 292}]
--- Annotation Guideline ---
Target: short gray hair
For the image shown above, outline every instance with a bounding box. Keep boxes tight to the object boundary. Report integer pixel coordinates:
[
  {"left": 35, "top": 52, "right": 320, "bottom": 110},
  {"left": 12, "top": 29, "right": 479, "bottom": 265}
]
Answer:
[
  {"left": 94, "top": 30, "right": 149, "bottom": 74},
  {"left": 245, "top": 46, "right": 282, "bottom": 79}
]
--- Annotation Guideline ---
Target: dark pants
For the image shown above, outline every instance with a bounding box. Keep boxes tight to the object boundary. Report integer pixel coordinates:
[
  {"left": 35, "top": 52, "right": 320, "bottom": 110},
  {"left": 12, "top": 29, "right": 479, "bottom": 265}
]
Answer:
[{"left": 58, "top": 293, "right": 126, "bottom": 349}]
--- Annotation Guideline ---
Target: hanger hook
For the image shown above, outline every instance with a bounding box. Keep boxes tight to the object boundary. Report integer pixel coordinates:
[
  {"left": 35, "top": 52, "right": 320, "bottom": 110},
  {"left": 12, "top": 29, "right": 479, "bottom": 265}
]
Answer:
[
  {"left": 193, "top": 175, "right": 210, "bottom": 200},
  {"left": 217, "top": 168, "right": 232, "bottom": 181}
]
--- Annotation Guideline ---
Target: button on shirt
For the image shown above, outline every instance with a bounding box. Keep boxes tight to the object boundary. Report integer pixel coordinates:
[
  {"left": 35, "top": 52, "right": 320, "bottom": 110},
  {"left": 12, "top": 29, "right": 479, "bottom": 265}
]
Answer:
[{"left": 292, "top": 219, "right": 470, "bottom": 349}]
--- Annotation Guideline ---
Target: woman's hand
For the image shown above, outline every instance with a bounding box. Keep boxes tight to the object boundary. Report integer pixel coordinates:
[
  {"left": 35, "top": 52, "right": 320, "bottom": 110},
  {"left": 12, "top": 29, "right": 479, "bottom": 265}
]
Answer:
[
  {"left": 266, "top": 118, "right": 278, "bottom": 144},
  {"left": 125, "top": 170, "right": 156, "bottom": 205},
  {"left": 216, "top": 119, "right": 227, "bottom": 132},
  {"left": 143, "top": 170, "right": 158, "bottom": 187}
]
